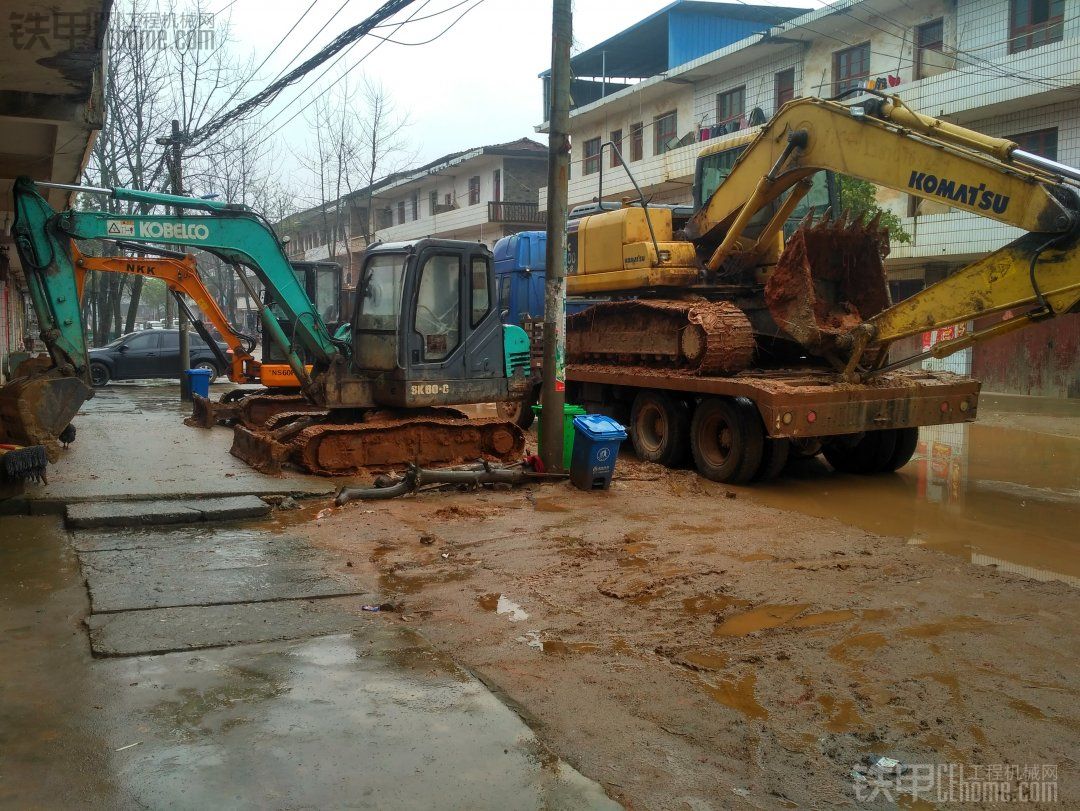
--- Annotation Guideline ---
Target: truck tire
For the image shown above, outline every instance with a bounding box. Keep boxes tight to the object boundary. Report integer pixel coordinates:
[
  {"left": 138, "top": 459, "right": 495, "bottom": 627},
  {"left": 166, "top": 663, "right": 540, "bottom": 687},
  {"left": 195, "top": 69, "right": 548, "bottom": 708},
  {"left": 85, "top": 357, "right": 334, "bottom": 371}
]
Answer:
[
  {"left": 823, "top": 430, "right": 898, "bottom": 474},
  {"left": 754, "top": 437, "right": 790, "bottom": 481},
  {"left": 689, "top": 397, "right": 764, "bottom": 484},
  {"left": 630, "top": 390, "right": 689, "bottom": 467},
  {"left": 882, "top": 427, "right": 919, "bottom": 472}
]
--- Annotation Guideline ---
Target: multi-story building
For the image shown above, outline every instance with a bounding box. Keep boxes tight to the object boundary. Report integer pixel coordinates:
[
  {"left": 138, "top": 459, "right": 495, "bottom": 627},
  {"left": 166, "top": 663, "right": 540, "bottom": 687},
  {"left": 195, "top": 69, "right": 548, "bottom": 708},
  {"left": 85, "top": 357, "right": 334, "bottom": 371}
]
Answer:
[
  {"left": 539, "top": 0, "right": 1080, "bottom": 398},
  {"left": 0, "top": 1, "right": 108, "bottom": 381},
  {"left": 278, "top": 138, "right": 549, "bottom": 279}
]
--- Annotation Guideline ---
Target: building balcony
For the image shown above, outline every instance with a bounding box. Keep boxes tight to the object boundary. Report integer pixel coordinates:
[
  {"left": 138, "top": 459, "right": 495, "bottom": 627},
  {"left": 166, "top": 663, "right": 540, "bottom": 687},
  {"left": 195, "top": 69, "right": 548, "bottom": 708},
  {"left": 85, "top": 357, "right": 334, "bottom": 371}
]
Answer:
[
  {"left": 373, "top": 199, "right": 543, "bottom": 243},
  {"left": 488, "top": 200, "right": 545, "bottom": 224}
]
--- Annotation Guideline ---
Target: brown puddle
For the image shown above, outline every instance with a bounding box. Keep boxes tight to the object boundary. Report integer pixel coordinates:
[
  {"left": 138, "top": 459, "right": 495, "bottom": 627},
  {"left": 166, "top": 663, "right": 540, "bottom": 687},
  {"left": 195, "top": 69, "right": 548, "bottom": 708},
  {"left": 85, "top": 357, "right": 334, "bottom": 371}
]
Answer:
[
  {"left": 899, "top": 616, "right": 988, "bottom": 638},
  {"left": 817, "top": 694, "right": 868, "bottom": 733},
  {"left": 476, "top": 593, "right": 529, "bottom": 621},
  {"left": 738, "top": 552, "right": 777, "bottom": 563},
  {"left": 828, "top": 632, "right": 889, "bottom": 661},
  {"left": 787, "top": 609, "right": 857, "bottom": 628},
  {"left": 744, "top": 421, "right": 1080, "bottom": 588},
  {"left": 713, "top": 604, "right": 809, "bottom": 637},
  {"left": 532, "top": 497, "right": 571, "bottom": 513},
  {"left": 679, "top": 650, "right": 728, "bottom": 671},
  {"left": 378, "top": 569, "right": 470, "bottom": 595},
  {"left": 700, "top": 673, "right": 768, "bottom": 719},
  {"left": 682, "top": 594, "right": 750, "bottom": 615},
  {"left": 542, "top": 639, "right": 600, "bottom": 655}
]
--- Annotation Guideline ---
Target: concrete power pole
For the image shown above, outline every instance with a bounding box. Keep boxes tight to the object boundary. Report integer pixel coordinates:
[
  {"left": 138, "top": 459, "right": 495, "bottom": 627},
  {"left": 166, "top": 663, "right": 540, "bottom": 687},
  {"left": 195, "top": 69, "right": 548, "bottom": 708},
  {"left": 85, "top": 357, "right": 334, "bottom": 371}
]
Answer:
[
  {"left": 166, "top": 119, "right": 192, "bottom": 401},
  {"left": 540, "top": 0, "right": 571, "bottom": 472}
]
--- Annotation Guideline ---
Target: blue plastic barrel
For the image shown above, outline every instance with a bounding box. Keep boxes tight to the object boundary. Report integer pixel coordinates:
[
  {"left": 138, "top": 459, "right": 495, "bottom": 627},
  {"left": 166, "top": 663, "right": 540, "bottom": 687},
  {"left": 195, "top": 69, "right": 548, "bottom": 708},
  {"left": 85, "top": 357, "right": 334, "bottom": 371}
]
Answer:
[
  {"left": 185, "top": 368, "right": 213, "bottom": 399},
  {"left": 570, "top": 414, "right": 628, "bottom": 491}
]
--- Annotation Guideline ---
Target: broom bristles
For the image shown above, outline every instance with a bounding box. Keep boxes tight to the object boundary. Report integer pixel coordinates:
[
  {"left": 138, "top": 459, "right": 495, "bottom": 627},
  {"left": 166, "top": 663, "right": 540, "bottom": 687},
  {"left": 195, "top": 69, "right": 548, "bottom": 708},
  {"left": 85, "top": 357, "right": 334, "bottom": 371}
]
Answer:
[{"left": 0, "top": 444, "right": 49, "bottom": 483}]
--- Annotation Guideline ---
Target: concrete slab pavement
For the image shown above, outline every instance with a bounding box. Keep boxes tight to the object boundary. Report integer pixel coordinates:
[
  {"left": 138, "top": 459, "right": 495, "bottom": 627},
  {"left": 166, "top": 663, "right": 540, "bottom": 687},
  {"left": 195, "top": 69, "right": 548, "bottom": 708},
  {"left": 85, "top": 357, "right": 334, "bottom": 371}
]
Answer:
[
  {"left": 66, "top": 495, "right": 270, "bottom": 528},
  {"left": 33, "top": 382, "right": 340, "bottom": 506},
  {"left": 2, "top": 514, "right": 620, "bottom": 809}
]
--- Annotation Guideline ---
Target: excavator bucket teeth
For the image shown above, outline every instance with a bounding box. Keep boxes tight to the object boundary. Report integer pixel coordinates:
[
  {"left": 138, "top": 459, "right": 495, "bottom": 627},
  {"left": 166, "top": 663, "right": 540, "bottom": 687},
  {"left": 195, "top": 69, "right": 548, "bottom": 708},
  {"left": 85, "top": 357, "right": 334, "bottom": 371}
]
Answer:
[
  {"left": 765, "top": 218, "right": 891, "bottom": 354},
  {"left": 185, "top": 393, "right": 241, "bottom": 428},
  {"left": 229, "top": 423, "right": 292, "bottom": 476},
  {"left": 0, "top": 371, "right": 91, "bottom": 461}
]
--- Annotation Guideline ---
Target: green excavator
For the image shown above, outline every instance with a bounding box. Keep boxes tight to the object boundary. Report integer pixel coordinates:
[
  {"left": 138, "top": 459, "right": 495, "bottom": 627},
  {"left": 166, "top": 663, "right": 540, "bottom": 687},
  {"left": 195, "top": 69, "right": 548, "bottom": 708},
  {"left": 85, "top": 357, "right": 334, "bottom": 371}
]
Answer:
[{"left": 2, "top": 177, "right": 532, "bottom": 473}]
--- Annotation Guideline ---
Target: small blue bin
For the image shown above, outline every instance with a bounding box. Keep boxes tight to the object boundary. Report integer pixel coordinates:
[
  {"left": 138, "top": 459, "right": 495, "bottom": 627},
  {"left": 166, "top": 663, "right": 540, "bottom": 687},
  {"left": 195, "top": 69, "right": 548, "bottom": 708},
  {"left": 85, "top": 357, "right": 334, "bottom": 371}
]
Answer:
[
  {"left": 185, "top": 368, "right": 213, "bottom": 399},
  {"left": 570, "top": 414, "right": 627, "bottom": 491}
]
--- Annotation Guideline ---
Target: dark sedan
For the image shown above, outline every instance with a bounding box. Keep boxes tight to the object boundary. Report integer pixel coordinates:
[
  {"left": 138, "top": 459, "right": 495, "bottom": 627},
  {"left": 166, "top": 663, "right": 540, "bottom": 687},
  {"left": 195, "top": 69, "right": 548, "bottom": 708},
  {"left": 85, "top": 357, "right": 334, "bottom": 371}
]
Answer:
[{"left": 88, "top": 329, "right": 230, "bottom": 387}]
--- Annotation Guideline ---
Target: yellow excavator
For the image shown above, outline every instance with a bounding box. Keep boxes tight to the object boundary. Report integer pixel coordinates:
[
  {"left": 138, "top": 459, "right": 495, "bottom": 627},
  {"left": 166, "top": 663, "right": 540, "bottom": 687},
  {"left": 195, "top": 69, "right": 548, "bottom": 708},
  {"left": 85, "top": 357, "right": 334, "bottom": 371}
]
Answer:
[{"left": 559, "top": 90, "right": 1080, "bottom": 482}]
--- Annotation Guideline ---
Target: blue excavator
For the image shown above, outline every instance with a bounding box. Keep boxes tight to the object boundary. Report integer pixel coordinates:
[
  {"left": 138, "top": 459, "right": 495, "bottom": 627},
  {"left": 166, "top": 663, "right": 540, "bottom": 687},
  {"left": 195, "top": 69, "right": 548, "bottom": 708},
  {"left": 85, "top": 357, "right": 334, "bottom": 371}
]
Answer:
[{"left": 2, "top": 177, "right": 532, "bottom": 473}]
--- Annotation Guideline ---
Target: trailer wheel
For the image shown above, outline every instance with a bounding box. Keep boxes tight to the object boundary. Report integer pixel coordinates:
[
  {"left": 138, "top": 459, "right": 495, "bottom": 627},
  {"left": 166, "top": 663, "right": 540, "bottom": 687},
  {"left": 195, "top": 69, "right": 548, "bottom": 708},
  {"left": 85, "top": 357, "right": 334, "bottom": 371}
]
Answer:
[
  {"left": 823, "top": 430, "right": 898, "bottom": 474},
  {"left": 689, "top": 397, "right": 764, "bottom": 484},
  {"left": 630, "top": 390, "right": 689, "bottom": 467},
  {"left": 754, "top": 437, "right": 790, "bottom": 481},
  {"left": 882, "top": 427, "right": 919, "bottom": 472}
]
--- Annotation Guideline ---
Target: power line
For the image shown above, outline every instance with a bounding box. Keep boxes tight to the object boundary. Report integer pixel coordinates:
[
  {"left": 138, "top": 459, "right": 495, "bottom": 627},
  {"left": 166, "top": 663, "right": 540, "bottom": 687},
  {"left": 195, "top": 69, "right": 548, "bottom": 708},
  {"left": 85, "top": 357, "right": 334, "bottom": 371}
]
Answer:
[
  {"left": 252, "top": 0, "right": 487, "bottom": 152},
  {"left": 189, "top": 0, "right": 420, "bottom": 147}
]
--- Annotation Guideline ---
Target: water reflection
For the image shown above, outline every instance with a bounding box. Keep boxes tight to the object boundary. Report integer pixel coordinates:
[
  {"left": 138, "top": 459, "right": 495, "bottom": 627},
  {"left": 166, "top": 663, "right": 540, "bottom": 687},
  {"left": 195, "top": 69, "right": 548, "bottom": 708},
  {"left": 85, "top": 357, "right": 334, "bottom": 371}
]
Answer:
[{"left": 750, "top": 421, "right": 1080, "bottom": 587}]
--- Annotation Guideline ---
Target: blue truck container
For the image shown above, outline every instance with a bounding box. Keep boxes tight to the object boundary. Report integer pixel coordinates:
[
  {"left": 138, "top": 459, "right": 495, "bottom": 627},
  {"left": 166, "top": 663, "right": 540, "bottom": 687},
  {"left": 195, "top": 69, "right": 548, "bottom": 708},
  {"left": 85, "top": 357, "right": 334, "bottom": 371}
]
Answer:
[{"left": 493, "top": 231, "right": 600, "bottom": 328}]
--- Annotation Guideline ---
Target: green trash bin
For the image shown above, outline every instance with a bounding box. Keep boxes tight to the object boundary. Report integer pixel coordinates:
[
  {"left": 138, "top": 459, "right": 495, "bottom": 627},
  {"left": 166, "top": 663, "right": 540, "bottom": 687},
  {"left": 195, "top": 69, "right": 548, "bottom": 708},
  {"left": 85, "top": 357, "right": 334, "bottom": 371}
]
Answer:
[{"left": 532, "top": 403, "right": 586, "bottom": 470}]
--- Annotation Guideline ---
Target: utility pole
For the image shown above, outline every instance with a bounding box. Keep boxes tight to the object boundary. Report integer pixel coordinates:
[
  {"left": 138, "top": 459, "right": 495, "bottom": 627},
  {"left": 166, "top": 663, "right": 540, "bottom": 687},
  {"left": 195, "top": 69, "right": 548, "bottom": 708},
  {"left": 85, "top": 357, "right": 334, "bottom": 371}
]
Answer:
[
  {"left": 540, "top": 0, "right": 571, "bottom": 472},
  {"left": 162, "top": 119, "right": 192, "bottom": 401}
]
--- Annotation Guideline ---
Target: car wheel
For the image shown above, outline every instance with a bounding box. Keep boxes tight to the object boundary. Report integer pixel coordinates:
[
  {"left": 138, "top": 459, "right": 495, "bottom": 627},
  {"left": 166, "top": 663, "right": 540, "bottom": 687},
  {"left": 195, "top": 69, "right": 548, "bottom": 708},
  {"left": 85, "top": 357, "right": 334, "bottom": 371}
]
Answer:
[
  {"left": 194, "top": 361, "right": 219, "bottom": 384},
  {"left": 89, "top": 362, "right": 111, "bottom": 387}
]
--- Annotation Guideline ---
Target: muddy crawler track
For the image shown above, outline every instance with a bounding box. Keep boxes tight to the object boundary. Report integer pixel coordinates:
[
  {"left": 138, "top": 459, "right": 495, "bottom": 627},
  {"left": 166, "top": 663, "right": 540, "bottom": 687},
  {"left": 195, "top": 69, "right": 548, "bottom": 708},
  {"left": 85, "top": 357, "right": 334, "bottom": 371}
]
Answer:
[
  {"left": 567, "top": 299, "right": 755, "bottom": 375},
  {"left": 291, "top": 416, "right": 525, "bottom": 476}
]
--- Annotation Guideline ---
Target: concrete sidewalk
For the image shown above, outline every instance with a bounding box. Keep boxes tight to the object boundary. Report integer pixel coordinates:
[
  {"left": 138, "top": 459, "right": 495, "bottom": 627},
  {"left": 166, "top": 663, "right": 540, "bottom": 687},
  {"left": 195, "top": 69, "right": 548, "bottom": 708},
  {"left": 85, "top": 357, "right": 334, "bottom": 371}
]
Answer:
[
  {"left": 30, "top": 383, "right": 340, "bottom": 507},
  {"left": 0, "top": 515, "right": 619, "bottom": 809}
]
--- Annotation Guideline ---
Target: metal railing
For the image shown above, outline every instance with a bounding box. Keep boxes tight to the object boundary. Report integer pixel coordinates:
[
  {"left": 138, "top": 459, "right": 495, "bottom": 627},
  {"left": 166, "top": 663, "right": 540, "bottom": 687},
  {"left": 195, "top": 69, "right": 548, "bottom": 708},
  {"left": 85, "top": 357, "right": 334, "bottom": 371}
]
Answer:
[{"left": 488, "top": 201, "right": 545, "bottom": 224}]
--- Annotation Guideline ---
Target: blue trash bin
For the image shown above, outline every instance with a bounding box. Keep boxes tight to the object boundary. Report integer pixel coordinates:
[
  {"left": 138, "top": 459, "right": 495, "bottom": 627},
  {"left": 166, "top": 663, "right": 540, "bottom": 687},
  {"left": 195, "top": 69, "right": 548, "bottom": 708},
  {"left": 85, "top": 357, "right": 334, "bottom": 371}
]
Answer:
[
  {"left": 570, "top": 414, "right": 628, "bottom": 491},
  {"left": 185, "top": 368, "right": 213, "bottom": 399}
]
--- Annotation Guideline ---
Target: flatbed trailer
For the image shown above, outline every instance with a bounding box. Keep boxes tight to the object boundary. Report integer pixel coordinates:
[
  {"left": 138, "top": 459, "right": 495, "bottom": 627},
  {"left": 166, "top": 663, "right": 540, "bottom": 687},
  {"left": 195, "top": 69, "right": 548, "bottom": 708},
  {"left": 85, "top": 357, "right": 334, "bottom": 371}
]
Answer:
[{"left": 563, "top": 364, "right": 980, "bottom": 483}]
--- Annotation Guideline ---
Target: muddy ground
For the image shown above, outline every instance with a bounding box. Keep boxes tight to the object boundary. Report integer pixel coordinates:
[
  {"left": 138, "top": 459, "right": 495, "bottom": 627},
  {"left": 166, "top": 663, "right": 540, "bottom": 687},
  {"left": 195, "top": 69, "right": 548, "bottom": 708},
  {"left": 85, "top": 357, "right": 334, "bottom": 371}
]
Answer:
[{"left": 294, "top": 453, "right": 1078, "bottom": 810}]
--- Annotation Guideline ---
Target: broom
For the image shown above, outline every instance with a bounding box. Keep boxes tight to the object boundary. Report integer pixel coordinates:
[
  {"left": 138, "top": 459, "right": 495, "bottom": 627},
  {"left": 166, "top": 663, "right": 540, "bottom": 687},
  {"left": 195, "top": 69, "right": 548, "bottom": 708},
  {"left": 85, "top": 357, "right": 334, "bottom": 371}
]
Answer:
[{"left": 0, "top": 443, "right": 49, "bottom": 484}]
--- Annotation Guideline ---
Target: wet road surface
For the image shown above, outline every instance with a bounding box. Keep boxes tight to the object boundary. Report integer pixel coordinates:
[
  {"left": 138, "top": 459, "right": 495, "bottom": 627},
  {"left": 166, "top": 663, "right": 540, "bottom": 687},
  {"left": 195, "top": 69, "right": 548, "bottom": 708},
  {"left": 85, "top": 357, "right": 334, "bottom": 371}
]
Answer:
[
  {"left": 747, "top": 406, "right": 1080, "bottom": 587},
  {"left": 0, "top": 514, "right": 619, "bottom": 809},
  {"left": 38, "top": 382, "right": 336, "bottom": 503}
]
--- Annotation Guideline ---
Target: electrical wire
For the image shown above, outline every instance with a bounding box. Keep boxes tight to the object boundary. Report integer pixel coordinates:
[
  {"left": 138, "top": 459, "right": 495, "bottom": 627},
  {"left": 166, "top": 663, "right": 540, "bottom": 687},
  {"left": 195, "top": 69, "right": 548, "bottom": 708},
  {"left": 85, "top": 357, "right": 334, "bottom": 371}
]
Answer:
[
  {"left": 250, "top": 0, "right": 487, "bottom": 153},
  {"left": 189, "top": 0, "right": 419, "bottom": 147}
]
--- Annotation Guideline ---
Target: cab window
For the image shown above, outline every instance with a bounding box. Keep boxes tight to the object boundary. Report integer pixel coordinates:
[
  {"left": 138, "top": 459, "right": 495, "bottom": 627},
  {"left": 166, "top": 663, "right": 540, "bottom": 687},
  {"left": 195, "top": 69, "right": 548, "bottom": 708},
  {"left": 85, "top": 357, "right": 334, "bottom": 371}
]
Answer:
[
  {"left": 697, "top": 146, "right": 744, "bottom": 208},
  {"left": 415, "top": 254, "right": 461, "bottom": 362},
  {"left": 471, "top": 257, "right": 492, "bottom": 326}
]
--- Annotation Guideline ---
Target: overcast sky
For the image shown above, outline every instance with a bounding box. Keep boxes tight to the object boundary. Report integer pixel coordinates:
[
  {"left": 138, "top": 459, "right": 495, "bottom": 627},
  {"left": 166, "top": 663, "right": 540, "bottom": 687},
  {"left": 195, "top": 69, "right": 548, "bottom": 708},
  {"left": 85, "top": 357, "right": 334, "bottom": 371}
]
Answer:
[{"left": 215, "top": 0, "right": 825, "bottom": 200}]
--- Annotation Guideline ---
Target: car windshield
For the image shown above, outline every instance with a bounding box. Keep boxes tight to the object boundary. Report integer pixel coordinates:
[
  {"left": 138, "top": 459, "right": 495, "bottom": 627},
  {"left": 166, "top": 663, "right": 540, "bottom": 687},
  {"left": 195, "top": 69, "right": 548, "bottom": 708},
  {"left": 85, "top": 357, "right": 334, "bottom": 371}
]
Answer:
[
  {"left": 104, "top": 332, "right": 140, "bottom": 348},
  {"left": 355, "top": 253, "right": 406, "bottom": 332}
]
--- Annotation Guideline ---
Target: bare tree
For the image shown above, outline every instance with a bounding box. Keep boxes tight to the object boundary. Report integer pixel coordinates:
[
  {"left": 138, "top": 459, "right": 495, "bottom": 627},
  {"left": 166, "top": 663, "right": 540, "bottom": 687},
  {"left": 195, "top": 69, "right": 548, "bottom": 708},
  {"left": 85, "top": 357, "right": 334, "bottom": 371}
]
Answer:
[{"left": 352, "top": 77, "right": 414, "bottom": 245}]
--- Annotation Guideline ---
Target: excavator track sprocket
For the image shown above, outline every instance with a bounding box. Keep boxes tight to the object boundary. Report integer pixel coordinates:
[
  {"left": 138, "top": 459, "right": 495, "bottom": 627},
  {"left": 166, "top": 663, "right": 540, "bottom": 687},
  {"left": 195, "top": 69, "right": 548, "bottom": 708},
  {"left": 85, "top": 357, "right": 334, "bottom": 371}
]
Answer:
[
  {"left": 566, "top": 299, "right": 754, "bottom": 375},
  {"left": 292, "top": 415, "right": 525, "bottom": 476}
]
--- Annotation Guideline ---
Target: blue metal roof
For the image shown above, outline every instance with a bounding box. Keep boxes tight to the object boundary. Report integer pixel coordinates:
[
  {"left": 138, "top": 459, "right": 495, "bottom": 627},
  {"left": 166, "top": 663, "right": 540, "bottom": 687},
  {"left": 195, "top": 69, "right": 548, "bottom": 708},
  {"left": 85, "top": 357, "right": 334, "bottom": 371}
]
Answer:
[{"left": 548, "top": 1, "right": 805, "bottom": 80}]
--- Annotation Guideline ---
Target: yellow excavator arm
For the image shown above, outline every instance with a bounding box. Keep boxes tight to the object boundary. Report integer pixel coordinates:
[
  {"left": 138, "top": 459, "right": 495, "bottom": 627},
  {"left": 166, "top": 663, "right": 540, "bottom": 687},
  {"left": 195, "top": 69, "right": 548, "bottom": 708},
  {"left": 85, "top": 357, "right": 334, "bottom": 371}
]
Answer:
[
  {"left": 70, "top": 243, "right": 308, "bottom": 387},
  {"left": 570, "top": 92, "right": 1080, "bottom": 379}
]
